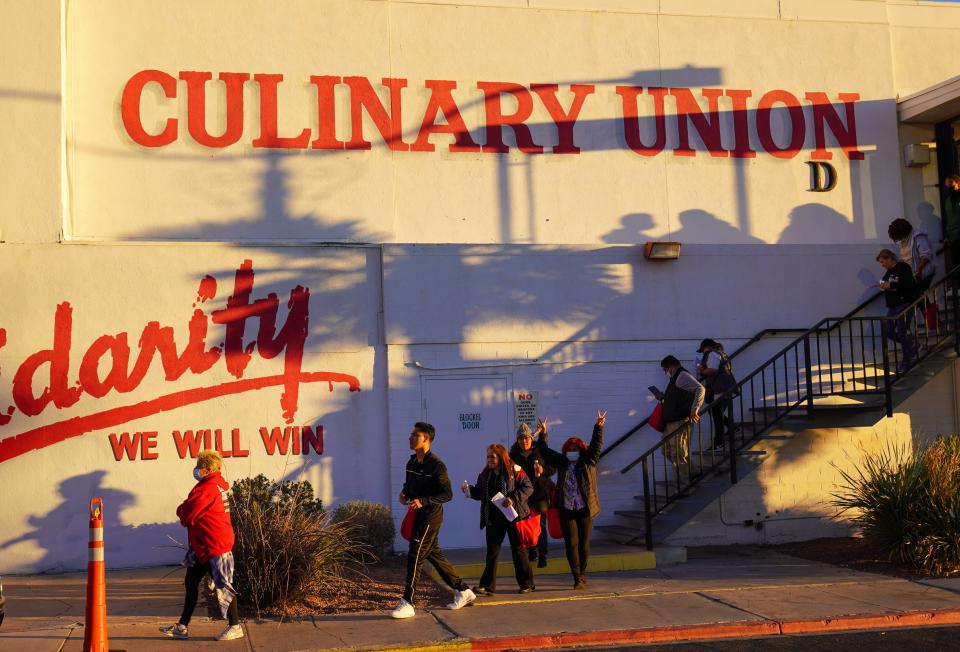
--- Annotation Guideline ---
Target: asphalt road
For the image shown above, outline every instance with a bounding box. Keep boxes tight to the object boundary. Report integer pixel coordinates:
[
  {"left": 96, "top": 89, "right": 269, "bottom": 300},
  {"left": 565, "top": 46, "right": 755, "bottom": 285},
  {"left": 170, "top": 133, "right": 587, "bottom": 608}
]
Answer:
[{"left": 562, "top": 625, "right": 960, "bottom": 651}]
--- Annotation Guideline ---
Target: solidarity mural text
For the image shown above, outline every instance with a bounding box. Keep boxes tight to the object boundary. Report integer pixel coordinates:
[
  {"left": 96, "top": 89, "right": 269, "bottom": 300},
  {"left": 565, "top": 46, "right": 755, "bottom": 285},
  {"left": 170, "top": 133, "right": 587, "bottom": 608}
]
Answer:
[{"left": 0, "top": 261, "right": 360, "bottom": 464}]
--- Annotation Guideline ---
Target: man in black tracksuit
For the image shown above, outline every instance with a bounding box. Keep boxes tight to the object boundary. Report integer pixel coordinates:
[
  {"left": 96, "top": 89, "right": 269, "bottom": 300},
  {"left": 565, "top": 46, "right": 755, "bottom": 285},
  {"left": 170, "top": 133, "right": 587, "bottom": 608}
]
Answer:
[{"left": 391, "top": 422, "right": 475, "bottom": 619}]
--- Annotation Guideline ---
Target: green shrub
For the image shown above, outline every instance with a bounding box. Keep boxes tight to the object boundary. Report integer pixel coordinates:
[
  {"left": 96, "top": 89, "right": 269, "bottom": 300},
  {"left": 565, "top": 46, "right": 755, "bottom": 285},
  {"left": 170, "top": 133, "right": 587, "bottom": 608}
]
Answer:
[
  {"left": 332, "top": 501, "right": 395, "bottom": 561},
  {"left": 230, "top": 475, "right": 367, "bottom": 613},
  {"left": 833, "top": 436, "right": 960, "bottom": 575}
]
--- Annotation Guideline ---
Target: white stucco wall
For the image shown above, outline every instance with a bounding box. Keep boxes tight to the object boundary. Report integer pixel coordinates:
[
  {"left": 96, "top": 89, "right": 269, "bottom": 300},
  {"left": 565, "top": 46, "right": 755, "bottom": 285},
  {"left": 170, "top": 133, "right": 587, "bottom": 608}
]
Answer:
[{"left": 2, "top": 0, "right": 960, "bottom": 571}]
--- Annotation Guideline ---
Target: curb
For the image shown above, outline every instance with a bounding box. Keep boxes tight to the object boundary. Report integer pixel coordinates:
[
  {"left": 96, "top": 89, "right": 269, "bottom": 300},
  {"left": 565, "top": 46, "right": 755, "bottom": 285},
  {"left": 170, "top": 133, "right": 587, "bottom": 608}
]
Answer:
[{"left": 353, "top": 607, "right": 960, "bottom": 652}]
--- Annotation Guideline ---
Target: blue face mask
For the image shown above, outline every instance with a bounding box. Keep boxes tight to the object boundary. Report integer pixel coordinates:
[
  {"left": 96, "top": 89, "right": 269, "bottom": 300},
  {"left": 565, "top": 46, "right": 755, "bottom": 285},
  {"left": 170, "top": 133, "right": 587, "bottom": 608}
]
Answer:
[
  {"left": 193, "top": 467, "right": 203, "bottom": 482},
  {"left": 566, "top": 451, "right": 580, "bottom": 462}
]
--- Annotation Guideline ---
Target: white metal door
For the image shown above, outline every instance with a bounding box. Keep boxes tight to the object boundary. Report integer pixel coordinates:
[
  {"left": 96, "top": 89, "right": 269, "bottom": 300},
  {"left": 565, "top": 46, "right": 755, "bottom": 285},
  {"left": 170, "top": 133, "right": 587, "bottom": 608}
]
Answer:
[{"left": 421, "top": 375, "right": 512, "bottom": 549}]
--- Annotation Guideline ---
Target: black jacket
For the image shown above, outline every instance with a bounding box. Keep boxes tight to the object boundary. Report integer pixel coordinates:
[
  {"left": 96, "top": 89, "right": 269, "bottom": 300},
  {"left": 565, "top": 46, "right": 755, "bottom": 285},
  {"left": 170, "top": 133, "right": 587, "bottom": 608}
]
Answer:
[
  {"left": 882, "top": 261, "right": 918, "bottom": 308},
  {"left": 401, "top": 451, "right": 452, "bottom": 522},
  {"left": 538, "top": 424, "right": 604, "bottom": 519},
  {"left": 509, "top": 443, "right": 556, "bottom": 510},
  {"left": 467, "top": 467, "right": 533, "bottom": 528}
]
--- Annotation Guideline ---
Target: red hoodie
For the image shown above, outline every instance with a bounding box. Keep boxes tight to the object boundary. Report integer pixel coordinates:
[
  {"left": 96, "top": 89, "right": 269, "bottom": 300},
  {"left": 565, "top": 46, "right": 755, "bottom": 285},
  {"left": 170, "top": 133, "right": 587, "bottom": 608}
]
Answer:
[{"left": 176, "top": 471, "right": 235, "bottom": 564}]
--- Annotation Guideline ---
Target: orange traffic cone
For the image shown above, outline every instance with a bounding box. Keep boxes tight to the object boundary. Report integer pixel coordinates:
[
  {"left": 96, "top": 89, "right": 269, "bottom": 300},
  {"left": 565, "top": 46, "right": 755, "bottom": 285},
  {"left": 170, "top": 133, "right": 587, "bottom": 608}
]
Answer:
[{"left": 83, "top": 498, "right": 109, "bottom": 652}]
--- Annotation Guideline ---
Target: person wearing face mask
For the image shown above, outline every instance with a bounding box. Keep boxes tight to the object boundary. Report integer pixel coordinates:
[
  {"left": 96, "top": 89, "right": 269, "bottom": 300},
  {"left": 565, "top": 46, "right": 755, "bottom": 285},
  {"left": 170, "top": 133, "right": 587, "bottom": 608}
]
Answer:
[
  {"left": 160, "top": 450, "right": 242, "bottom": 642},
  {"left": 463, "top": 443, "right": 535, "bottom": 595},
  {"left": 537, "top": 410, "right": 606, "bottom": 590},
  {"left": 658, "top": 356, "right": 705, "bottom": 487},
  {"left": 509, "top": 420, "right": 555, "bottom": 568}
]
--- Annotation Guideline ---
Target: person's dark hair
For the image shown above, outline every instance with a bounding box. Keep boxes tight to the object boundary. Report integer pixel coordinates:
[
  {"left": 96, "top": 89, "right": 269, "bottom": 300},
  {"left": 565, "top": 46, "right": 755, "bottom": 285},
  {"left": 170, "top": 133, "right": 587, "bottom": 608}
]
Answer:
[
  {"left": 561, "top": 437, "right": 588, "bottom": 454},
  {"left": 660, "top": 355, "right": 681, "bottom": 369},
  {"left": 887, "top": 218, "right": 913, "bottom": 242},
  {"left": 413, "top": 422, "right": 436, "bottom": 442}
]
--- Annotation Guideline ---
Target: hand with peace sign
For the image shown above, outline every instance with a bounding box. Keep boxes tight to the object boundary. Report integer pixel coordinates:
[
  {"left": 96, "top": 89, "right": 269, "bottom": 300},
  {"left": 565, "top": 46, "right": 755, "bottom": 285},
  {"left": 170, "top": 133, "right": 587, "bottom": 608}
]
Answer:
[{"left": 596, "top": 410, "right": 607, "bottom": 427}]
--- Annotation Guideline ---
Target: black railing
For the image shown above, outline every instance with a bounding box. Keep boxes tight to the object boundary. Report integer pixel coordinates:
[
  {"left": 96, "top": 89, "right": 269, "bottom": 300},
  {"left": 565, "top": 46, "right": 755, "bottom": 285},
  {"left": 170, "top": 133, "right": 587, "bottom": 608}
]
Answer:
[
  {"left": 601, "top": 284, "right": 895, "bottom": 459},
  {"left": 621, "top": 266, "right": 960, "bottom": 549}
]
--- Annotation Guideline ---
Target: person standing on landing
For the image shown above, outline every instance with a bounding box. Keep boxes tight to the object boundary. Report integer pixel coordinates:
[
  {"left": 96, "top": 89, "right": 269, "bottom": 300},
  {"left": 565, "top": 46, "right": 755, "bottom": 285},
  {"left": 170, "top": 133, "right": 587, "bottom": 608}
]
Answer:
[
  {"left": 462, "top": 443, "right": 535, "bottom": 595},
  {"left": 509, "top": 420, "right": 555, "bottom": 568},
  {"left": 160, "top": 450, "right": 242, "bottom": 642},
  {"left": 537, "top": 411, "right": 606, "bottom": 590},
  {"left": 392, "top": 422, "right": 475, "bottom": 619}
]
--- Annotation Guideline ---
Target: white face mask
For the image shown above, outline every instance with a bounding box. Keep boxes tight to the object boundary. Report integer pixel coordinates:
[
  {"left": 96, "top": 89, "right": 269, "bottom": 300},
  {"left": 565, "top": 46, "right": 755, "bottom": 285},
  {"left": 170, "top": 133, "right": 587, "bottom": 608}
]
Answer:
[
  {"left": 193, "top": 467, "right": 203, "bottom": 482},
  {"left": 566, "top": 451, "right": 580, "bottom": 462}
]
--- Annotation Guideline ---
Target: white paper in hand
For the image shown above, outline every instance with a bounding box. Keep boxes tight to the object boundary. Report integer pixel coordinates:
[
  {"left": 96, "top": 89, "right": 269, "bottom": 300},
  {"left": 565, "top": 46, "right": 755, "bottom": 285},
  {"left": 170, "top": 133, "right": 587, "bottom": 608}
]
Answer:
[{"left": 490, "top": 492, "right": 519, "bottom": 521}]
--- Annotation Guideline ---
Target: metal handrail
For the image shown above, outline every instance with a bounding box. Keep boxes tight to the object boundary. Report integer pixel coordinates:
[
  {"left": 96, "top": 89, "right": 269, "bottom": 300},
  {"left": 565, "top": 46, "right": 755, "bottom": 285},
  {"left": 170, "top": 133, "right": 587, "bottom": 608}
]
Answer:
[
  {"left": 618, "top": 256, "right": 959, "bottom": 549},
  {"left": 601, "top": 289, "right": 889, "bottom": 459}
]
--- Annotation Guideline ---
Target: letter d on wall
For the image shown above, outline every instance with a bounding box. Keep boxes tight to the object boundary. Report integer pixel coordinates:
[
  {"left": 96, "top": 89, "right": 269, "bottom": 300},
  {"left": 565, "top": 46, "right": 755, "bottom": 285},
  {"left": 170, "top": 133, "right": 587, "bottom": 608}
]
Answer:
[{"left": 806, "top": 161, "right": 837, "bottom": 192}]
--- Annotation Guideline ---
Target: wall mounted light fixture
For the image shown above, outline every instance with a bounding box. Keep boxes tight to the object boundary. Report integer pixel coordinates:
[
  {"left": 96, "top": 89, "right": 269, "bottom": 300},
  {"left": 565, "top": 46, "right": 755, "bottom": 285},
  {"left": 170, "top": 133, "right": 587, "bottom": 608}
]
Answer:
[{"left": 643, "top": 241, "right": 682, "bottom": 260}]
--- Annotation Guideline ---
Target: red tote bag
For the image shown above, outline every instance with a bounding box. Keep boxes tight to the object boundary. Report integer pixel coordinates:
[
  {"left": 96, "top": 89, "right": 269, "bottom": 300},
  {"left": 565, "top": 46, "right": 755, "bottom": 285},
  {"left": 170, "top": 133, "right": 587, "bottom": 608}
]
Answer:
[
  {"left": 515, "top": 510, "right": 542, "bottom": 548},
  {"left": 649, "top": 402, "right": 665, "bottom": 433},
  {"left": 547, "top": 506, "right": 563, "bottom": 539},
  {"left": 925, "top": 302, "right": 939, "bottom": 330},
  {"left": 400, "top": 506, "right": 416, "bottom": 541}
]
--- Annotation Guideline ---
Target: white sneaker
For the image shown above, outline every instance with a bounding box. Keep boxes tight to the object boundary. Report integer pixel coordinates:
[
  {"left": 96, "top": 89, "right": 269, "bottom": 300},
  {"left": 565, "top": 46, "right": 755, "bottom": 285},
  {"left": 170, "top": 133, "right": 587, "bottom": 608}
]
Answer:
[
  {"left": 447, "top": 588, "right": 476, "bottom": 610},
  {"left": 216, "top": 624, "right": 244, "bottom": 641},
  {"left": 159, "top": 623, "right": 189, "bottom": 639},
  {"left": 391, "top": 598, "right": 415, "bottom": 619}
]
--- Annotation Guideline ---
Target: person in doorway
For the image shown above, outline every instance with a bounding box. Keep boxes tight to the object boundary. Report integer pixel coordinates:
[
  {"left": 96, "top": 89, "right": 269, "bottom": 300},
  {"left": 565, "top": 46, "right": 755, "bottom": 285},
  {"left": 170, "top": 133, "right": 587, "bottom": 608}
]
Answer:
[
  {"left": 696, "top": 339, "right": 737, "bottom": 451},
  {"left": 657, "top": 356, "right": 705, "bottom": 486},
  {"left": 942, "top": 175, "right": 960, "bottom": 286},
  {"left": 877, "top": 249, "right": 919, "bottom": 373},
  {"left": 510, "top": 421, "right": 555, "bottom": 568},
  {"left": 537, "top": 411, "right": 605, "bottom": 590},
  {"left": 462, "top": 443, "right": 535, "bottom": 594},
  {"left": 888, "top": 217, "right": 936, "bottom": 292},
  {"left": 392, "top": 422, "right": 475, "bottom": 619},
  {"left": 160, "top": 450, "right": 243, "bottom": 642}
]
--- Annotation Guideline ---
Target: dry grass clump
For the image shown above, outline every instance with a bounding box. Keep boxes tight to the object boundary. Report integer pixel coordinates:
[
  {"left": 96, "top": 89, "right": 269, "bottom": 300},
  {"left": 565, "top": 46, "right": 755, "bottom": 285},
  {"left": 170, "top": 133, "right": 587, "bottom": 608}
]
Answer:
[
  {"left": 331, "top": 501, "right": 396, "bottom": 562},
  {"left": 230, "top": 475, "right": 371, "bottom": 614},
  {"left": 833, "top": 436, "right": 960, "bottom": 576}
]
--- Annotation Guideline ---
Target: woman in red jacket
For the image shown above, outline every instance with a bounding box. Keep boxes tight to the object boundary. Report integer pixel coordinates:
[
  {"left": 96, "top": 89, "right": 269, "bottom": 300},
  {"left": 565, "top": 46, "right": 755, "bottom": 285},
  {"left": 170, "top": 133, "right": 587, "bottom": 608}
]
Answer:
[{"left": 159, "top": 450, "right": 243, "bottom": 641}]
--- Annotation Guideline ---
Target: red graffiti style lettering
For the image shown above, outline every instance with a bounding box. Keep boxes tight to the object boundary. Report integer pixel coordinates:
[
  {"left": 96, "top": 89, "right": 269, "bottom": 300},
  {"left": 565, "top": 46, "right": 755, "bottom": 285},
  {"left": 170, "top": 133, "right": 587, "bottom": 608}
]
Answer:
[
  {"left": 0, "top": 260, "right": 361, "bottom": 463},
  {"left": 210, "top": 260, "right": 310, "bottom": 422},
  {"left": 0, "top": 371, "right": 359, "bottom": 463},
  {"left": 12, "top": 303, "right": 82, "bottom": 417},
  {"left": 0, "top": 328, "right": 10, "bottom": 426}
]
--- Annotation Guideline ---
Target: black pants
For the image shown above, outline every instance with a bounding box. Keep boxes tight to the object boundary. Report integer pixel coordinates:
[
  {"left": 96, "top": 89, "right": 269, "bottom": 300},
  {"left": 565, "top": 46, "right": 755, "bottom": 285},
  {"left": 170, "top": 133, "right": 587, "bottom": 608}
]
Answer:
[
  {"left": 403, "top": 517, "right": 467, "bottom": 603},
  {"left": 560, "top": 507, "right": 592, "bottom": 579},
  {"left": 179, "top": 561, "right": 238, "bottom": 627},
  {"left": 534, "top": 511, "right": 548, "bottom": 559},
  {"left": 479, "top": 510, "right": 533, "bottom": 591},
  {"left": 710, "top": 399, "right": 730, "bottom": 449}
]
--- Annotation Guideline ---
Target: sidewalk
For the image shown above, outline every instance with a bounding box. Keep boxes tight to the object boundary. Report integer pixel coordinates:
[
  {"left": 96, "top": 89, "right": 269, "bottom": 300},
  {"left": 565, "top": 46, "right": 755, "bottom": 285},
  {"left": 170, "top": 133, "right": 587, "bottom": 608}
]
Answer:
[{"left": 3, "top": 546, "right": 960, "bottom": 651}]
